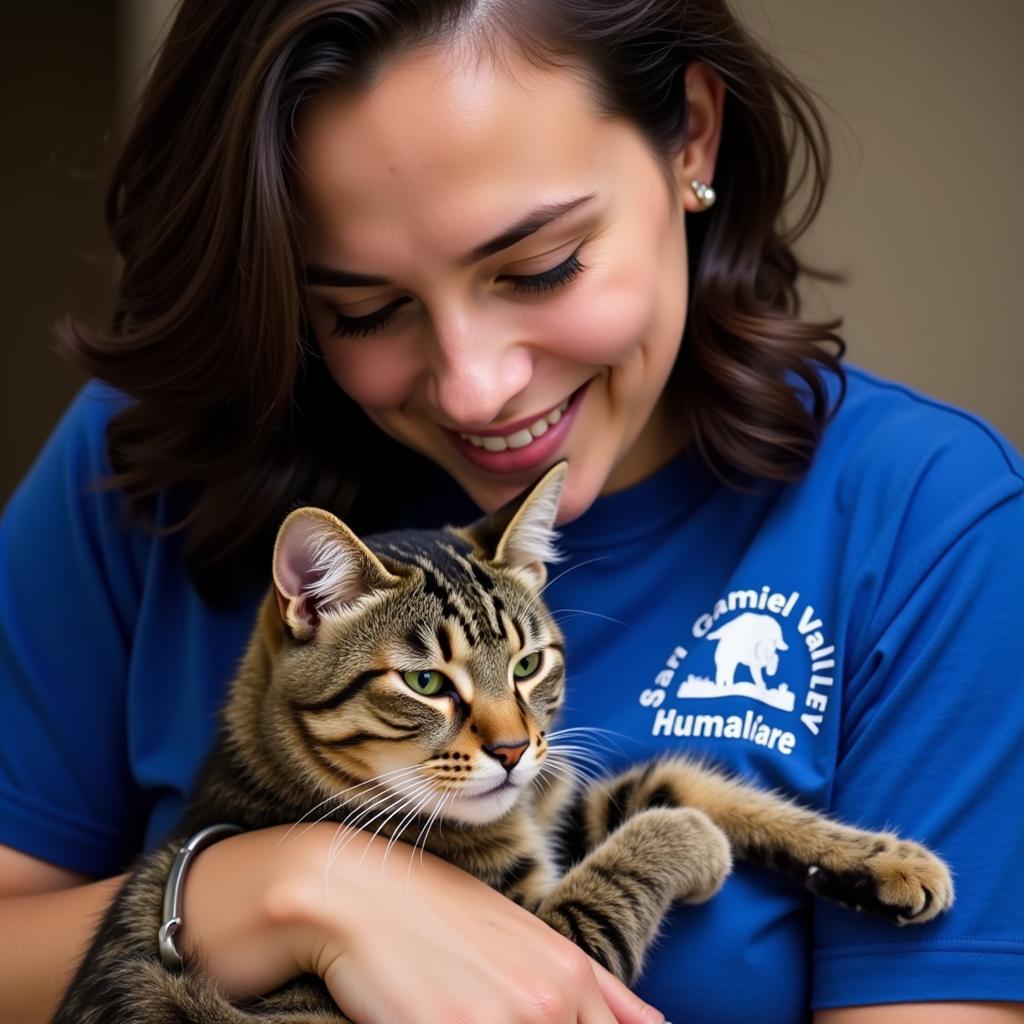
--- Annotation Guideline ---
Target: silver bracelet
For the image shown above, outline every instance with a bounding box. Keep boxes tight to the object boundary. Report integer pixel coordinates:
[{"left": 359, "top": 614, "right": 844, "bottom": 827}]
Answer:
[{"left": 157, "top": 823, "right": 243, "bottom": 971}]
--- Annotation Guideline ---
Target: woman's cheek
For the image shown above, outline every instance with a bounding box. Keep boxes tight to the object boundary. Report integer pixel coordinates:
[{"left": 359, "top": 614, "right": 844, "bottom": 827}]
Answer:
[
  {"left": 322, "top": 336, "right": 418, "bottom": 409},
  {"left": 541, "top": 268, "right": 660, "bottom": 365}
]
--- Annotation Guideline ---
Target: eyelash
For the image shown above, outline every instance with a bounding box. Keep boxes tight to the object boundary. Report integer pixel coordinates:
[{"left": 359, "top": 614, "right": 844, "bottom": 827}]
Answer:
[{"left": 330, "top": 249, "right": 586, "bottom": 339}]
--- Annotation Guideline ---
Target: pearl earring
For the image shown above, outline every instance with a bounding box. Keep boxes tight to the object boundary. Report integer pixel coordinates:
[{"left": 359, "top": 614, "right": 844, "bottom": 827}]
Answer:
[{"left": 690, "top": 179, "right": 716, "bottom": 210}]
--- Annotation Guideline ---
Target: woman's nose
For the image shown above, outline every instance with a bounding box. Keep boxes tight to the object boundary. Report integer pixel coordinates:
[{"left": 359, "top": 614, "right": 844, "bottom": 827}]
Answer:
[{"left": 424, "top": 309, "right": 532, "bottom": 429}]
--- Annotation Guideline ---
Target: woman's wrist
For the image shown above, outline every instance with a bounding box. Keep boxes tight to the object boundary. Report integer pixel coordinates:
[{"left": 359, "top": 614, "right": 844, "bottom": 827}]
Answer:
[
  {"left": 263, "top": 825, "right": 377, "bottom": 980},
  {"left": 178, "top": 824, "right": 350, "bottom": 999},
  {"left": 159, "top": 823, "right": 244, "bottom": 970}
]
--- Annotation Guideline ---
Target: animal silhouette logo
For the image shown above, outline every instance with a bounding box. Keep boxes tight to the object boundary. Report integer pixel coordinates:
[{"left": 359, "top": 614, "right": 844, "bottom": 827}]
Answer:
[
  {"left": 672, "top": 610, "right": 796, "bottom": 713},
  {"left": 706, "top": 612, "right": 788, "bottom": 689}
]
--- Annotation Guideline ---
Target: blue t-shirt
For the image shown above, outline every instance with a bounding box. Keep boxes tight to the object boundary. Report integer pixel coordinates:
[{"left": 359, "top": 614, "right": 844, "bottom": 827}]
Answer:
[{"left": 2, "top": 367, "right": 1023, "bottom": 1021}]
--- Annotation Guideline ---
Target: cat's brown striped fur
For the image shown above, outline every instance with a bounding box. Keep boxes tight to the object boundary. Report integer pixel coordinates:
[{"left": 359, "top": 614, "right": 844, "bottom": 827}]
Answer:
[{"left": 54, "top": 464, "right": 953, "bottom": 1023}]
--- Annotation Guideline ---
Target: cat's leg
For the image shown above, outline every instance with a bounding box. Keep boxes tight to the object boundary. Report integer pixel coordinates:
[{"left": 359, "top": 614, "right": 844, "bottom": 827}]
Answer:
[
  {"left": 63, "top": 960, "right": 348, "bottom": 1024},
  {"left": 579, "top": 756, "right": 954, "bottom": 924},
  {"left": 536, "top": 804, "right": 732, "bottom": 983},
  {"left": 53, "top": 843, "right": 349, "bottom": 1024}
]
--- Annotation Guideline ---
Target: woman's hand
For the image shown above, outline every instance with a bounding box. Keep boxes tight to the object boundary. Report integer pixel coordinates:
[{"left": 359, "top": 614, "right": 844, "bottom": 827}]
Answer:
[
  {"left": 183, "top": 823, "right": 664, "bottom": 1024},
  {"left": 311, "top": 833, "right": 663, "bottom": 1024}
]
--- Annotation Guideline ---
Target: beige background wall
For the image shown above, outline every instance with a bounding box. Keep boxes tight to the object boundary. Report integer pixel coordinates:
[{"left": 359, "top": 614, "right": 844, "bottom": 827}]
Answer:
[
  {"left": 735, "top": 0, "right": 1024, "bottom": 450},
  {"left": 2, "top": 0, "right": 1022, "bottom": 503}
]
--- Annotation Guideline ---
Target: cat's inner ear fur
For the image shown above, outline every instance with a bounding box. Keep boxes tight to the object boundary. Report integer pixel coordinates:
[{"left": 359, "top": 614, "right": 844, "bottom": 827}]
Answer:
[
  {"left": 461, "top": 461, "right": 567, "bottom": 588},
  {"left": 273, "top": 507, "right": 399, "bottom": 641}
]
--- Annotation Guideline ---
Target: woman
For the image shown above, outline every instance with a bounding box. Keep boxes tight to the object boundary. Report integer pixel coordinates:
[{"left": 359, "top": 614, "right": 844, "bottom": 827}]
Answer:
[{"left": 1, "top": 1, "right": 1022, "bottom": 1021}]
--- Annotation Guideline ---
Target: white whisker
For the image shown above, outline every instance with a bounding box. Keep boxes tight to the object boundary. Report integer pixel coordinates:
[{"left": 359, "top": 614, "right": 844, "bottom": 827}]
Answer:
[
  {"left": 322, "top": 788, "right": 415, "bottom": 892},
  {"left": 280, "top": 763, "right": 426, "bottom": 846},
  {"left": 547, "top": 725, "right": 637, "bottom": 745},
  {"left": 322, "top": 766, "right": 427, "bottom": 820},
  {"left": 409, "top": 794, "right": 444, "bottom": 863},
  {"left": 425, "top": 793, "right": 453, "bottom": 854},
  {"left": 383, "top": 790, "right": 439, "bottom": 863},
  {"left": 541, "top": 758, "right": 592, "bottom": 787},
  {"left": 341, "top": 777, "right": 433, "bottom": 843},
  {"left": 537, "top": 761, "right": 574, "bottom": 784},
  {"left": 519, "top": 554, "right": 610, "bottom": 620},
  {"left": 547, "top": 744, "right": 609, "bottom": 772},
  {"left": 329, "top": 788, "right": 399, "bottom": 842},
  {"left": 325, "top": 777, "right": 434, "bottom": 877},
  {"left": 545, "top": 753, "right": 603, "bottom": 785},
  {"left": 330, "top": 771, "right": 426, "bottom": 836},
  {"left": 537, "top": 764, "right": 581, "bottom": 792},
  {"left": 532, "top": 769, "right": 557, "bottom": 795},
  {"left": 355, "top": 782, "right": 438, "bottom": 870},
  {"left": 540, "top": 555, "right": 609, "bottom": 595},
  {"left": 407, "top": 792, "right": 453, "bottom": 888},
  {"left": 550, "top": 608, "right": 630, "bottom": 627},
  {"left": 280, "top": 761, "right": 423, "bottom": 839},
  {"left": 548, "top": 743, "right": 608, "bottom": 762},
  {"left": 547, "top": 741, "right": 617, "bottom": 761}
]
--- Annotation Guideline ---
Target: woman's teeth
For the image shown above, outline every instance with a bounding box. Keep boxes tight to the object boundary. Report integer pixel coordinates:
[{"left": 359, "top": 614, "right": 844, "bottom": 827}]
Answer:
[{"left": 460, "top": 398, "right": 570, "bottom": 452}]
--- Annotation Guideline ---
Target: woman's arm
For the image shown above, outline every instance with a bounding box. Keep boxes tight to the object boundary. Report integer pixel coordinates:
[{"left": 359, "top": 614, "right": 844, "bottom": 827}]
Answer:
[
  {"left": 184, "top": 823, "right": 664, "bottom": 1024},
  {"left": 1, "top": 827, "right": 663, "bottom": 1024},
  {"left": 0, "top": 845, "right": 123, "bottom": 1024},
  {"left": 809, "top": 435, "right": 1024, "bottom": 1011},
  {"left": 816, "top": 1004, "right": 1024, "bottom": 1022}
]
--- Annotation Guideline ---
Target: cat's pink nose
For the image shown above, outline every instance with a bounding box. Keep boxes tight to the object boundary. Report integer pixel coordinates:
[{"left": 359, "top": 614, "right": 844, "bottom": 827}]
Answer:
[{"left": 483, "top": 739, "right": 529, "bottom": 770}]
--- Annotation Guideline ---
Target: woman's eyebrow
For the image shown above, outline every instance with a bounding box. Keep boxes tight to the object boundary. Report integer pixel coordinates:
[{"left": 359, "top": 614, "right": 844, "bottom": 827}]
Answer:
[
  {"left": 304, "top": 193, "right": 596, "bottom": 288},
  {"left": 458, "top": 192, "right": 596, "bottom": 266}
]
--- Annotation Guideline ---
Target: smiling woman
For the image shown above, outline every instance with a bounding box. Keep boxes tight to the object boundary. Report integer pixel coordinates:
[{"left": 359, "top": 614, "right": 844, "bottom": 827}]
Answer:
[
  {"left": 51, "top": 0, "right": 843, "bottom": 605},
  {"left": 297, "top": 49, "right": 706, "bottom": 518},
  {"left": 2, "top": 1, "right": 1023, "bottom": 1023}
]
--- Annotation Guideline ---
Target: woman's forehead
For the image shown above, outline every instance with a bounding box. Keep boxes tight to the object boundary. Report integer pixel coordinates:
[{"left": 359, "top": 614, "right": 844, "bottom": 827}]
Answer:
[{"left": 292, "top": 45, "right": 639, "bottom": 261}]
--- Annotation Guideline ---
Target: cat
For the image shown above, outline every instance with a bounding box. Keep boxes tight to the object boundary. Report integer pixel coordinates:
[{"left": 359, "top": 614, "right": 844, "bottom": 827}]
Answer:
[{"left": 54, "top": 462, "right": 954, "bottom": 1023}]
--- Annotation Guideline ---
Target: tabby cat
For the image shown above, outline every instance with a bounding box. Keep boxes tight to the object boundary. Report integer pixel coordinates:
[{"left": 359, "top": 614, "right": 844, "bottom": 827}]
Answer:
[{"left": 55, "top": 463, "right": 953, "bottom": 1023}]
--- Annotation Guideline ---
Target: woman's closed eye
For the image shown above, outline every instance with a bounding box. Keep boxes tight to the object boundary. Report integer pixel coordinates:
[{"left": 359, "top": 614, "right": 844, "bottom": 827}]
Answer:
[
  {"left": 329, "top": 247, "right": 587, "bottom": 338},
  {"left": 501, "top": 247, "right": 585, "bottom": 294},
  {"left": 331, "top": 297, "right": 410, "bottom": 339}
]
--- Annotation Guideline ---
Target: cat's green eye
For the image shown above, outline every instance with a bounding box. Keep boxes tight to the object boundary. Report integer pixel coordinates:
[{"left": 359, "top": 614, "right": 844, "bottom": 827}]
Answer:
[
  {"left": 513, "top": 652, "right": 542, "bottom": 680},
  {"left": 404, "top": 670, "right": 447, "bottom": 696}
]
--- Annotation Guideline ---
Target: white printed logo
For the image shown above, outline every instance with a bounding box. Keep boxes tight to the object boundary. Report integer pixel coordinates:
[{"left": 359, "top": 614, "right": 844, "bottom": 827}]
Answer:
[{"left": 638, "top": 586, "right": 837, "bottom": 757}]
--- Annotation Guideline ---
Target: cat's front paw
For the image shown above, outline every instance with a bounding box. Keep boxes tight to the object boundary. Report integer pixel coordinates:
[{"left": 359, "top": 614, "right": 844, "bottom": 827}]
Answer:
[
  {"left": 658, "top": 807, "right": 733, "bottom": 905},
  {"left": 806, "top": 835, "right": 954, "bottom": 924}
]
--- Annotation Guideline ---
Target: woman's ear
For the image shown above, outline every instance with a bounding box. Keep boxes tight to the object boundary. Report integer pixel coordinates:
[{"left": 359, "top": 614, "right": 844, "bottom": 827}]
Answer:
[{"left": 675, "top": 63, "right": 727, "bottom": 212}]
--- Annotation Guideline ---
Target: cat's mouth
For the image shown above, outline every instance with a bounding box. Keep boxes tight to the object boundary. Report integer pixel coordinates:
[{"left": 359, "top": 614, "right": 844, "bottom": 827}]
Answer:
[
  {"left": 437, "top": 776, "right": 525, "bottom": 825},
  {"left": 460, "top": 778, "right": 518, "bottom": 801}
]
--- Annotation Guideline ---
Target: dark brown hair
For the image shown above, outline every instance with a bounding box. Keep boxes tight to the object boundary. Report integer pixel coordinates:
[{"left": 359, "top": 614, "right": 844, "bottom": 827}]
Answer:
[{"left": 62, "top": 0, "right": 845, "bottom": 603}]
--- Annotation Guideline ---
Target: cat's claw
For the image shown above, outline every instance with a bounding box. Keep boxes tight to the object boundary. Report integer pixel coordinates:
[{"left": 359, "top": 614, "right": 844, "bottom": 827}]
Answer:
[{"left": 805, "top": 836, "right": 954, "bottom": 925}]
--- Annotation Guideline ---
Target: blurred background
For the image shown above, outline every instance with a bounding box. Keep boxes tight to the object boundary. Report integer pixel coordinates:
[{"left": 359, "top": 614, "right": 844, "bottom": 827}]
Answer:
[{"left": 1, "top": 0, "right": 1022, "bottom": 503}]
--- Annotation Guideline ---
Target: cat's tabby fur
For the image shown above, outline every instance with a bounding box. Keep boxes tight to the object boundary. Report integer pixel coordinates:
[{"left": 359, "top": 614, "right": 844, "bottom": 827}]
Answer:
[{"left": 55, "top": 464, "right": 953, "bottom": 1023}]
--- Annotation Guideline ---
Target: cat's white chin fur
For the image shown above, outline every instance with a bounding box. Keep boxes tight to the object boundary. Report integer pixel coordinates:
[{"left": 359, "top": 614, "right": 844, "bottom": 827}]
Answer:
[{"left": 443, "top": 783, "right": 525, "bottom": 825}]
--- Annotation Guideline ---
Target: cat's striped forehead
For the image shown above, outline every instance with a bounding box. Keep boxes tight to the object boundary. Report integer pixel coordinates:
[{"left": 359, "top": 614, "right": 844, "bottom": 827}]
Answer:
[
  {"left": 364, "top": 526, "right": 546, "bottom": 654},
  {"left": 367, "top": 527, "right": 477, "bottom": 580}
]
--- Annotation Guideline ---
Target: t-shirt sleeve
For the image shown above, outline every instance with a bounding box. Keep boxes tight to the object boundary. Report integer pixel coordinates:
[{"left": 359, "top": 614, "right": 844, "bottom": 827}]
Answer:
[
  {"left": 0, "top": 383, "right": 148, "bottom": 876},
  {"left": 811, "top": 414, "right": 1024, "bottom": 1007}
]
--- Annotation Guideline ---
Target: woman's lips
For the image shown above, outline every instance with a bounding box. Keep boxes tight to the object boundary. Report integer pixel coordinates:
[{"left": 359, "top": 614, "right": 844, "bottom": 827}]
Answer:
[
  {"left": 446, "top": 384, "right": 588, "bottom": 474},
  {"left": 460, "top": 395, "right": 569, "bottom": 450}
]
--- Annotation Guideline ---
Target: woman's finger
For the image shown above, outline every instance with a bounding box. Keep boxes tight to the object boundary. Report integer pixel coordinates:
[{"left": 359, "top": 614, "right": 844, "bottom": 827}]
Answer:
[{"left": 588, "top": 957, "right": 665, "bottom": 1024}]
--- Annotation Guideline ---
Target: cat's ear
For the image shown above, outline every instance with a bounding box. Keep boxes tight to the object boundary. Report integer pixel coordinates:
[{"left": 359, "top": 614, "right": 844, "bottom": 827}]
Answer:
[
  {"left": 272, "top": 507, "right": 399, "bottom": 641},
  {"left": 461, "top": 461, "right": 566, "bottom": 588}
]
